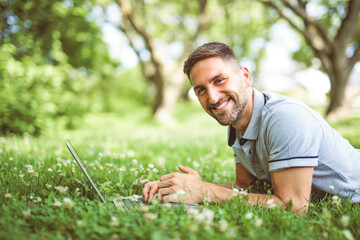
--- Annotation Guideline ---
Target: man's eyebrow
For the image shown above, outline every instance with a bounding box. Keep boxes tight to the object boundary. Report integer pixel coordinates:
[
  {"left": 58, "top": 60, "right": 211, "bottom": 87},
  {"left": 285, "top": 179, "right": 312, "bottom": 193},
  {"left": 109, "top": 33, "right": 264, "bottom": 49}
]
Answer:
[{"left": 193, "top": 73, "right": 224, "bottom": 90}]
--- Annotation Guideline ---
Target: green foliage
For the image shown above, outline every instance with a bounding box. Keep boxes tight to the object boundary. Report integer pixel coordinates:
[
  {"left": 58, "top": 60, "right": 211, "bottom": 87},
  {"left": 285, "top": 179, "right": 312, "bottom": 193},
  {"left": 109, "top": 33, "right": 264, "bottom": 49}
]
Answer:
[
  {"left": 0, "top": 43, "right": 96, "bottom": 135},
  {"left": 0, "top": 0, "right": 122, "bottom": 135},
  {"left": 0, "top": 110, "right": 359, "bottom": 239}
]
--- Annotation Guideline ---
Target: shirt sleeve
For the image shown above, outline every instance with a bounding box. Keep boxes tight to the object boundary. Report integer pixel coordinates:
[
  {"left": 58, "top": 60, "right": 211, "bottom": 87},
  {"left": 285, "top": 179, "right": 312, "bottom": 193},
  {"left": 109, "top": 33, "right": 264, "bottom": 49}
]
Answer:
[{"left": 264, "top": 103, "right": 323, "bottom": 172}]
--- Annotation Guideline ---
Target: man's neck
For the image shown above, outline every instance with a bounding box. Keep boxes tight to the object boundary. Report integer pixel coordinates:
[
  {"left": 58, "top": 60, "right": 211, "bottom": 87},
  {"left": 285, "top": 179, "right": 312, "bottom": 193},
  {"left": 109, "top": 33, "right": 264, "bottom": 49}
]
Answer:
[{"left": 231, "top": 88, "right": 254, "bottom": 135}]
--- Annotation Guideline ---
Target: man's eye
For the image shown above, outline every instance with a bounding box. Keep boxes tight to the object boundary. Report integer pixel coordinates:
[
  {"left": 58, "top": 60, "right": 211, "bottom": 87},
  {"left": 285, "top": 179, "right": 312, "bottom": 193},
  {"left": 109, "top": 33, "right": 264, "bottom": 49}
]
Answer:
[
  {"left": 196, "top": 88, "right": 205, "bottom": 96},
  {"left": 215, "top": 78, "right": 224, "bottom": 84}
]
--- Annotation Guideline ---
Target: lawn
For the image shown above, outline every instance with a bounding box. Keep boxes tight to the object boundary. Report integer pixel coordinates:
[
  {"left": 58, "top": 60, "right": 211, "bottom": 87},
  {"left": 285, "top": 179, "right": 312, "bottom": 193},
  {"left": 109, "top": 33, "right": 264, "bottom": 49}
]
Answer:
[{"left": 1, "top": 102, "right": 359, "bottom": 240}]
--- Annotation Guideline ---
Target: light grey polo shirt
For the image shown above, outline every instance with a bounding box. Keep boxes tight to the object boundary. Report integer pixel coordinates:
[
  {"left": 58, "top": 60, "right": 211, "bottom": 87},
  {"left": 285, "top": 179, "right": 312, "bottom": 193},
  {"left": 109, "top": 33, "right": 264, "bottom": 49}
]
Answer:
[{"left": 228, "top": 88, "right": 360, "bottom": 202}]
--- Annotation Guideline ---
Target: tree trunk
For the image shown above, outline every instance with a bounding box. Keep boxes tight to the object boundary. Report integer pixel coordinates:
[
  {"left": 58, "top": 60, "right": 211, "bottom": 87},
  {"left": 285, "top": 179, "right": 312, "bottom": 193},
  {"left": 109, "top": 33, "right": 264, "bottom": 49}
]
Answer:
[
  {"left": 152, "top": 65, "right": 186, "bottom": 123},
  {"left": 326, "top": 72, "right": 349, "bottom": 120}
]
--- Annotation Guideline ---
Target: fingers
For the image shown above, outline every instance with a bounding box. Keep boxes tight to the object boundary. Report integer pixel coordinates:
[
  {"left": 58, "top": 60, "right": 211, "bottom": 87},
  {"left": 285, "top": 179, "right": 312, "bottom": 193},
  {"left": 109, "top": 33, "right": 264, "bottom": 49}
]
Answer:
[
  {"left": 142, "top": 181, "right": 159, "bottom": 203},
  {"left": 147, "top": 185, "right": 159, "bottom": 203},
  {"left": 178, "top": 165, "right": 200, "bottom": 177},
  {"left": 142, "top": 183, "right": 150, "bottom": 202}
]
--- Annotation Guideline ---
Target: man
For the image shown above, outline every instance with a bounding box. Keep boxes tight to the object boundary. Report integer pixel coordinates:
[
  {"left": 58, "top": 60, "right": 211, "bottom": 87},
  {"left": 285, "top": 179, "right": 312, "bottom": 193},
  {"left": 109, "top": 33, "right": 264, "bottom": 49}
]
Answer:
[{"left": 142, "top": 42, "right": 360, "bottom": 213}]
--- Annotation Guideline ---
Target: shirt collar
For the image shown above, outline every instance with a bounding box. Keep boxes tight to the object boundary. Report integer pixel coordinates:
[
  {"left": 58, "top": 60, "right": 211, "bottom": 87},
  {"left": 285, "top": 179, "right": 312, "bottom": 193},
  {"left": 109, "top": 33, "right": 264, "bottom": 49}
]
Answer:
[
  {"left": 242, "top": 88, "right": 264, "bottom": 140},
  {"left": 228, "top": 88, "right": 264, "bottom": 146}
]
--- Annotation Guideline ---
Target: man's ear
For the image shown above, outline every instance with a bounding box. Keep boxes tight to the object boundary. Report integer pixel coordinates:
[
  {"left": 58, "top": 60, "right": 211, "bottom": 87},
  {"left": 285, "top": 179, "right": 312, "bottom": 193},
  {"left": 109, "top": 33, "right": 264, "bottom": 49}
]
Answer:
[{"left": 240, "top": 67, "right": 252, "bottom": 87}]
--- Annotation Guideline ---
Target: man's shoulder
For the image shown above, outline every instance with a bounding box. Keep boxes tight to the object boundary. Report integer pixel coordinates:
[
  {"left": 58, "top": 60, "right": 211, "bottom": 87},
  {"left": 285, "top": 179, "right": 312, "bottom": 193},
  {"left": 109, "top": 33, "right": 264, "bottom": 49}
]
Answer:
[{"left": 261, "top": 92, "right": 319, "bottom": 120}]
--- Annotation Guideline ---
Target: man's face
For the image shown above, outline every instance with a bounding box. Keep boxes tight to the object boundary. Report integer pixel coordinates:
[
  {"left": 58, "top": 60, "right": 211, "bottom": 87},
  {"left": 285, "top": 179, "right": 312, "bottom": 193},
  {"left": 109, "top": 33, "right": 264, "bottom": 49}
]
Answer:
[{"left": 190, "top": 57, "right": 251, "bottom": 126}]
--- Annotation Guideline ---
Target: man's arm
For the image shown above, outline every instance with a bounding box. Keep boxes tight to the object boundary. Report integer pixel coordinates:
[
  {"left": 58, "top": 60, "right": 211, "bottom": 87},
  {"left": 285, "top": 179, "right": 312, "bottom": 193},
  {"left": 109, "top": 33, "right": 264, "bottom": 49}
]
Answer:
[
  {"left": 214, "top": 163, "right": 256, "bottom": 189},
  {"left": 154, "top": 165, "right": 313, "bottom": 214},
  {"left": 143, "top": 163, "right": 255, "bottom": 203}
]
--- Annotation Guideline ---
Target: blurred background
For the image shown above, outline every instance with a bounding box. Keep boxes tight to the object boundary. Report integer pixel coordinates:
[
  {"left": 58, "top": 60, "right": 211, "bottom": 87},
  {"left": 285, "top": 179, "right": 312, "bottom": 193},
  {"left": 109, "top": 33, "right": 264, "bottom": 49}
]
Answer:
[{"left": 1, "top": 0, "right": 360, "bottom": 137}]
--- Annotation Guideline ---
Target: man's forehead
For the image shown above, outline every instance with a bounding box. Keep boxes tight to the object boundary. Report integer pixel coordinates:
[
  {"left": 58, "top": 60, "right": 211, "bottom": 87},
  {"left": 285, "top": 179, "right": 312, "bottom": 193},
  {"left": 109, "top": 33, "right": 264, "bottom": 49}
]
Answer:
[{"left": 189, "top": 57, "right": 227, "bottom": 85}]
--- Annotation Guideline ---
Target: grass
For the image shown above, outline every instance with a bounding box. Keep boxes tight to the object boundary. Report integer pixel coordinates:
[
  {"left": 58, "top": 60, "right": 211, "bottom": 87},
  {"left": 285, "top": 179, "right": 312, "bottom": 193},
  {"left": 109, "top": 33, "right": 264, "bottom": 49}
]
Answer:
[{"left": 1, "top": 101, "right": 360, "bottom": 240}]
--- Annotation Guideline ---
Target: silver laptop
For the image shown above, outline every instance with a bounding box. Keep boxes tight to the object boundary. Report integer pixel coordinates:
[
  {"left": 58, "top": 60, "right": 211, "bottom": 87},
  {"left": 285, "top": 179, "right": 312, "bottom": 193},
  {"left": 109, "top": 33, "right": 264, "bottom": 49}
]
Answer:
[
  {"left": 66, "top": 139, "right": 144, "bottom": 210},
  {"left": 66, "top": 139, "right": 199, "bottom": 210}
]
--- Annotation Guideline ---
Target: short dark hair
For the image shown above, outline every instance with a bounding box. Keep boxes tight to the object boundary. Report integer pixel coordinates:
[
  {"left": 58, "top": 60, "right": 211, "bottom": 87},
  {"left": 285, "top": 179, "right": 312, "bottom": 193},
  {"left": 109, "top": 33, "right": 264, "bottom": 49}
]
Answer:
[{"left": 183, "top": 42, "right": 239, "bottom": 80}]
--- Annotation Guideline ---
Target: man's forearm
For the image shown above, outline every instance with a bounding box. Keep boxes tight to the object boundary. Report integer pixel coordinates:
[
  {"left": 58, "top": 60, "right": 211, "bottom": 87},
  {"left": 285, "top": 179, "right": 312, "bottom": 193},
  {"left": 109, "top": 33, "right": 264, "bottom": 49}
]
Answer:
[
  {"left": 214, "top": 182, "right": 236, "bottom": 189},
  {"left": 201, "top": 182, "right": 307, "bottom": 213}
]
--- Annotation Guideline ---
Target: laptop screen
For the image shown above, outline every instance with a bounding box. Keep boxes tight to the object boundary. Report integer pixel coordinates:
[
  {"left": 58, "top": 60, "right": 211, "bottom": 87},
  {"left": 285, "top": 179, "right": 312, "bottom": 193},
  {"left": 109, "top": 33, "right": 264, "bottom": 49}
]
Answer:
[{"left": 66, "top": 139, "right": 106, "bottom": 203}]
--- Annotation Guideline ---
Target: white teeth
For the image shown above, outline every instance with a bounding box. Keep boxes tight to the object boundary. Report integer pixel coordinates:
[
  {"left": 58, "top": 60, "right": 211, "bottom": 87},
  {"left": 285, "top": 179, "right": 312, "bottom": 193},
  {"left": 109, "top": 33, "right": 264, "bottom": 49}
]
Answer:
[{"left": 215, "top": 101, "right": 228, "bottom": 110}]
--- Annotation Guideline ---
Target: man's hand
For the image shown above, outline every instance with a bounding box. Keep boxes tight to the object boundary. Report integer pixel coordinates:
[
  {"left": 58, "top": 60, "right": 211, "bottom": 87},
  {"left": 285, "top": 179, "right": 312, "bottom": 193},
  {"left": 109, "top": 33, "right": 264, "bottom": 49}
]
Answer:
[
  {"left": 142, "top": 180, "right": 160, "bottom": 203},
  {"left": 157, "top": 165, "right": 206, "bottom": 204}
]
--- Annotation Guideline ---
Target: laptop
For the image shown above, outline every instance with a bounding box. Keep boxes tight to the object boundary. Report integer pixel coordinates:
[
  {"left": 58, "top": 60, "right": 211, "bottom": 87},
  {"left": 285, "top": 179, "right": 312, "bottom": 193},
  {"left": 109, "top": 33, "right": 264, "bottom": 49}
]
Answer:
[
  {"left": 66, "top": 139, "right": 199, "bottom": 210},
  {"left": 66, "top": 139, "right": 144, "bottom": 210}
]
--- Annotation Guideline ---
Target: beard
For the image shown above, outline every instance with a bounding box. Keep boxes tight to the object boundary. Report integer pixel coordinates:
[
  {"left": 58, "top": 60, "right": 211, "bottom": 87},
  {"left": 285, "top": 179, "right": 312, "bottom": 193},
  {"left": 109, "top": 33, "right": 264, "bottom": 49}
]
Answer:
[{"left": 207, "top": 91, "right": 248, "bottom": 126}]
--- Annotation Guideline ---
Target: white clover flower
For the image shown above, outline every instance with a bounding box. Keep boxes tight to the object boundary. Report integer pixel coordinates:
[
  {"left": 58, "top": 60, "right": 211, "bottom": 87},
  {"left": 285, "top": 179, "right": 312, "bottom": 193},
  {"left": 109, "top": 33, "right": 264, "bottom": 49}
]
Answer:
[
  {"left": 202, "top": 209, "right": 215, "bottom": 225},
  {"left": 188, "top": 224, "right": 198, "bottom": 232},
  {"left": 266, "top": 199, "right": 277, "bottom": 209},
  {"left": 192, "top": 161, "right": 200, "bottom": 169},
  {"left": 27, "top": 168, "right": 34, "bottom": 174},
  {"left": 63, "top": 198, "right": 74, "bottom": 208},
  {"left": 152, "top": 193, "right": 161, "bottom": 205},
  {"left": 148, "top": 164, "right": 154, "bottom": 169},
  {"left": 163, "top": 203, "right": 172, "bottom": 209},
  {"left": 132, "top": 159, "right": 138, "bottom": 165},
  {"left": 218, "top": 219, "right": 228, "bottom": 231},
  {"left": 254, "top": 218, "right": 263, "bottom": 227},
  {"left": 329, "top": 185, "right": 335, "bottom": 191},
  {"left": 343, "top": 229, "right": 355, "bottom": 240},
  {"left": 54, "top": 200, "right": 62, "bottom": 207},
  {"left": 19, "top": 174, "right": 24, "bottom": 178},
  {"left": 24, "top": 165, "right": 33, "bottom": 169},
  {"left": 106, "top": 163, "right": 114, "bottom": 168},
  {"left": 203, "top": 197, "right": 211, "bottom": 205},
  {"left": 57, "top": 163, "right": 62, "bottom": 167},
  {"left": 5, "top": 193, "right": 11, "bottom": 199},
  {"left": 245, "top": 212, "right": 253, "bottom": 220},
  {"left": 139, "top": 205, "right": 149, "bottom": 212},
  {"left": 177, "top": 189, "right": 186, "bottom": 202},
  {"left": 168, "top": 193, "right": 178, "bottom": 202},
  {"left": 110, "top": 216, "right": 119, "bottom": 226},
  {"left": 322, "top": 208, "right": 331, "bottom": 219},
  {"left": 332, "top": 195, "right": 341, "bottom": 206},
  {"left": 55, "top": 186, "right": 68, "bottom": 194},
  {"left": 77, "top": 220, "right": 84, "bottom": 227},
  {"left": 187, "top": 208, "right": 200, "bottom": 219},
  {"left": 144, "top": 213, "right": 156, "bottom": 221},
  {"left": 239, "top": 188, "right": 248, "bottom": 196},
  {"left": 340, "top": 215, "right": 350, "bottom": 227},
  {"left": 22, "top": 209, "right": 31, "bottom": 218},
  {"left": 9, "top": 157, "right": 13, "bottom": 161},
  {"left": 232, "top": 188, "right": 239, "bottom": 197}
]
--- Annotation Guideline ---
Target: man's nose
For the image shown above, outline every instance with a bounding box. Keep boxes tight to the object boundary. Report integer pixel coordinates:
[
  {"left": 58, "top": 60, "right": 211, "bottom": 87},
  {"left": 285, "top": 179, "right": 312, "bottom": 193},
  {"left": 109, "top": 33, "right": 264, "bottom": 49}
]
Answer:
[{"left": 208, "top": 88, "right": 220, "bottom": 104}]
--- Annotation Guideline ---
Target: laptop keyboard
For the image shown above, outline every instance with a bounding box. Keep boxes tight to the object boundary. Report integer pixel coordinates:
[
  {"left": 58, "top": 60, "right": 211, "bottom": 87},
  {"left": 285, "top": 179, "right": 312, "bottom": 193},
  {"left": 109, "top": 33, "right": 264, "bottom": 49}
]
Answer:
[{"left": 113, "top": 196, "right": 144, "bottom": 210}]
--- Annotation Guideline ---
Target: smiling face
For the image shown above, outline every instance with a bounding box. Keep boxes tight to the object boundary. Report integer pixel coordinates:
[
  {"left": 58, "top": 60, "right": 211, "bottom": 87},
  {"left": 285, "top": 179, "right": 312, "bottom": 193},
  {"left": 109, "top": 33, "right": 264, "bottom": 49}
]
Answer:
[{"left": 190, "top": 57, "right": 252, "bottom": 127}]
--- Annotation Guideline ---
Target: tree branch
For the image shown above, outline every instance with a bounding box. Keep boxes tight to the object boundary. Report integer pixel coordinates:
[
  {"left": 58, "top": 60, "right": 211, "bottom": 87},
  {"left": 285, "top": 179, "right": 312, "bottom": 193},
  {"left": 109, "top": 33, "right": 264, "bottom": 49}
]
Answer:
[
  {"left": 280, "top": 0, "right": 330, "bottom": 43},
  {"left": 335, "top": 0, "right": 360, "bottom": 51},
  {"left": 261, "top": 1, "right": 310, "bottom": 40},
  {"left": 348, "top": 44, "right": 360, "bottom": 72}
]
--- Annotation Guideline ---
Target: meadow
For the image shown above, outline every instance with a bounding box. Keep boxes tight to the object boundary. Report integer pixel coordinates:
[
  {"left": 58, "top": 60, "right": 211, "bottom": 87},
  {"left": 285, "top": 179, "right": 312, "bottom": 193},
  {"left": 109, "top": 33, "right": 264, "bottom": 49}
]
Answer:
[{"left": 1, "top": 102, "right": 360, "bottom": 240}]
